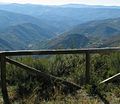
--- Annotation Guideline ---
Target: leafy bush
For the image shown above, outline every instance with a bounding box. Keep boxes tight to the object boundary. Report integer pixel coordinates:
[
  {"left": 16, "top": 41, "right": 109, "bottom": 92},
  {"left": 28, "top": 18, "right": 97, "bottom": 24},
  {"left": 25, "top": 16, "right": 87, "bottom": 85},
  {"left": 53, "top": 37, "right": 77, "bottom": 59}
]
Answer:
[{"left": 4, "top": 53, "right": 120, "bottom": 103}]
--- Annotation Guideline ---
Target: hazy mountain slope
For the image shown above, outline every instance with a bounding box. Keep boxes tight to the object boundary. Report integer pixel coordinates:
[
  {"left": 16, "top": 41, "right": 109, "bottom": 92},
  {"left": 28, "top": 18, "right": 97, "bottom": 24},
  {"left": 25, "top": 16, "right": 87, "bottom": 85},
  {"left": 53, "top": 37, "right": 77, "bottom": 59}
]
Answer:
[
  {"left": 1, "top": 4, "right": 120, "bottom": 33},
  {"left": 1, "top": 4, "right": 120, "bottom": 50},
  {"left": 0, "top": 23, "right": 54, "bottom": 50},
  {"left": 99, "top": 35, "right": 120, "bottom": 47},
  {"left": 39, "top": 17, "right": 120, "bottom": 49},
  {"left": 0, "top": 38, "right": 13, "bottom": 50},
  {"left": 0, "top": 10, "right": 38, "bottom": 29},
  {"left": 38, "top": 34, "right": 89, "bottom": 49},
  {"left": 62, "top": 18, "right": 120, "bottom": 38},
  {"left": 60, "top": 4, "right": 120, "bottom": 8},
  {"left": 0, "top": 9, "right": 55, "bottom": 36}
]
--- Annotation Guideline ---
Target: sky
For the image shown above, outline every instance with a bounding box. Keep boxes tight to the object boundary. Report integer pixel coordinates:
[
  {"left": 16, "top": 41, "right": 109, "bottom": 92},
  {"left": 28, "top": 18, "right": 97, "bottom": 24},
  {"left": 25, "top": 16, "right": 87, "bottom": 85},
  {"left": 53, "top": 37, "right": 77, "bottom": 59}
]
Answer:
[{"left": 0, "top": 0, "right": 120, "bottom": 6}]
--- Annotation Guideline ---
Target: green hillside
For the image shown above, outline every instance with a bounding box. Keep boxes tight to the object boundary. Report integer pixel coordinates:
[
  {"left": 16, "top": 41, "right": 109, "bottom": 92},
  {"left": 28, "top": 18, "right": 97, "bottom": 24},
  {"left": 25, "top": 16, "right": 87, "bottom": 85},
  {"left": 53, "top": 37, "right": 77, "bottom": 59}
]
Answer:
[
  {"left": 38, "top": 34, "right": 89, "bottom": 49},
  {"left": 1, "top": 5, "right": 120, "bottom": 50},
  {"left": 99, "top": 34, "right": 120, "bottom": 47},
  {"left": 1, "top": 16, "right": 120, "bottom": 50},
  {"left": 0, "top": 38, "right": 13, "bottom": 50},
  {"left": 42, "top": 17, "right": 120, "bottom": 49},
  {"left": 62, "top": 18, "right": 120, "bottom": 38},
  {"left": 0, "top": 23, "right": 54, "bottom": 50}
]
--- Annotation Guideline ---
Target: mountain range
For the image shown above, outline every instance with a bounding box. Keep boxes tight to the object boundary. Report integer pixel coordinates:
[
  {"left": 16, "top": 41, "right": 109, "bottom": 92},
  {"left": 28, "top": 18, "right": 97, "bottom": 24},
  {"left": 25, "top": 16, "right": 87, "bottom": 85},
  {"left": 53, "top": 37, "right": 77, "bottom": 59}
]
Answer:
[
  {"left": 0, "top": 3, "right": 120, "bottom": 50},
  {"left": 38, "top": 34, "right": 89, "bottom": 49},
  {"left": 0, "top": 23, "right": 55, "bottom": 50},
  {"left": 1, "top": 4, "right": 120, "bottom": 33},
  {"left": 39, "top": 17, "right": 120, "bottom": 49}
]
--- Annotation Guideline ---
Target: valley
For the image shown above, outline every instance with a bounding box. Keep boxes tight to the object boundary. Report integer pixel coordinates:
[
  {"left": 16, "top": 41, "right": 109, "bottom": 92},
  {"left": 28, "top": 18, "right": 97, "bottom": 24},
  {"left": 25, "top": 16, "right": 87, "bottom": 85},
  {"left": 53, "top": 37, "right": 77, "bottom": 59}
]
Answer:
[{"left": 0, "top": 4, "right": 120, "bottom": 50}]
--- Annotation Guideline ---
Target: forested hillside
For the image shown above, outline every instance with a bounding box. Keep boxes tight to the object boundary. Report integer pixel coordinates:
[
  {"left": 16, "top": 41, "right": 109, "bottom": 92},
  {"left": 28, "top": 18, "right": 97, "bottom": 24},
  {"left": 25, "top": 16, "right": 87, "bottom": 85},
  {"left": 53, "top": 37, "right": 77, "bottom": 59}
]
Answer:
[
  {"left": 0, "top": 23, "right": 54, "bottom": 50},
  {"left": 38, "top": 34, "right": 89, "bottom": 49},
  {"left": 1, "top": 4, "right": 120, "bottom": 50},
  {"left": 39, "top": 17, "right": 120, "bottom": 49}
]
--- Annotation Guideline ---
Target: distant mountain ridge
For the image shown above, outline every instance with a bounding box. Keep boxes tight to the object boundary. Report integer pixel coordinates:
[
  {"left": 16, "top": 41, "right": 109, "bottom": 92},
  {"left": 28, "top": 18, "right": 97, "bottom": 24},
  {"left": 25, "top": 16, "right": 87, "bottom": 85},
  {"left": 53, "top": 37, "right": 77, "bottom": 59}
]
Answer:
[
  {"left": 62, "top": 17, "right": 120, "bottom": 38},
  {"left": 1, "top": 4, "right": 120, "bottom": 33},
  {"left": 60, "top": 4, "right": 120, "bottom": 8},
  {"left": 0, "top": 23, "right": 54, "bottom": 50},
  {"left": 0, "top": 4, "right": 120, "bottom": 50},
  {"left": 38, "top": 34, "right": 89, "bottom": 49},
  {"left": 0, "top": 9, "right": 55, "bottom": 34},
  {"left": 40, "top": 17, "right": 120, "bottom": 49}
]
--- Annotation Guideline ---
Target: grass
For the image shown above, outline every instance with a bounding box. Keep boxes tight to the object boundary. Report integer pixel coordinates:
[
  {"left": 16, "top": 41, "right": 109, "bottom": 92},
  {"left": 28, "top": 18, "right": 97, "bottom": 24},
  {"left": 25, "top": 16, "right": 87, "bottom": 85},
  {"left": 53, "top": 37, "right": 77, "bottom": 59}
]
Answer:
[{"left": 0, "top": 53, "right": 120, "bottom": 103}]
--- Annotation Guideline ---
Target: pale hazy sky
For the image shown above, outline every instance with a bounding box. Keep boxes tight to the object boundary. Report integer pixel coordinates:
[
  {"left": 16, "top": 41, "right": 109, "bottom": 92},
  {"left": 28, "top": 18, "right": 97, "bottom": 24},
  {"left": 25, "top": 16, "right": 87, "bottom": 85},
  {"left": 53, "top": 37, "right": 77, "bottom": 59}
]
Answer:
[{"left": 0, "top": 0, "right": 120, "bottom": 6}]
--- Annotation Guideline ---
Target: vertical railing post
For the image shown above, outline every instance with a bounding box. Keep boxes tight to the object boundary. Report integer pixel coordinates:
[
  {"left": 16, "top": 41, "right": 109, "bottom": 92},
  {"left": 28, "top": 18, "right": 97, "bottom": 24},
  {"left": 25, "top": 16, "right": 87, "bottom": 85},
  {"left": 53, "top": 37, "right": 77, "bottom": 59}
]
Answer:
[
  {"left": 85, "top": 52, "right": 90, "bottom": 84},
  {"left": 0, "top": 54, "right": 10, "bottom": 104}
]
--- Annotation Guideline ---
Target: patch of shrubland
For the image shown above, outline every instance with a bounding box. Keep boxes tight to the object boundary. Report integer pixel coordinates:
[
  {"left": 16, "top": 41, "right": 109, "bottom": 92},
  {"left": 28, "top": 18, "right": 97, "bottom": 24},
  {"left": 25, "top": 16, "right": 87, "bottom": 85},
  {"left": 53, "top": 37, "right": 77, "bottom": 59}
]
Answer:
[{"left": 2, "top": 53, "right": 120, "bottom": 103}]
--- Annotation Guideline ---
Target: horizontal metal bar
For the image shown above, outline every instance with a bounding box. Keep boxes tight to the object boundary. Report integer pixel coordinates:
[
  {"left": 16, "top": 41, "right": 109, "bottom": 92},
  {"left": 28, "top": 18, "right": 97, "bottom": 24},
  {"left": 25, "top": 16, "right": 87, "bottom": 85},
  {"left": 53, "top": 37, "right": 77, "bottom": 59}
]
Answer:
[{"left": 0, "top": 47, "right": 120, "bottom": 56}]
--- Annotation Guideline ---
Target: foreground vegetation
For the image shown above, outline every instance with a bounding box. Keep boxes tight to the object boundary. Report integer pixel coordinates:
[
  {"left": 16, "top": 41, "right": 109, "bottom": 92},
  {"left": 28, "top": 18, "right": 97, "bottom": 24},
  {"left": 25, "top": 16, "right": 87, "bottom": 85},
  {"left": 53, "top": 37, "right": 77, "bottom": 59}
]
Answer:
[{"left": 0, "top": 52, "right": 120, "bottom": 103}]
